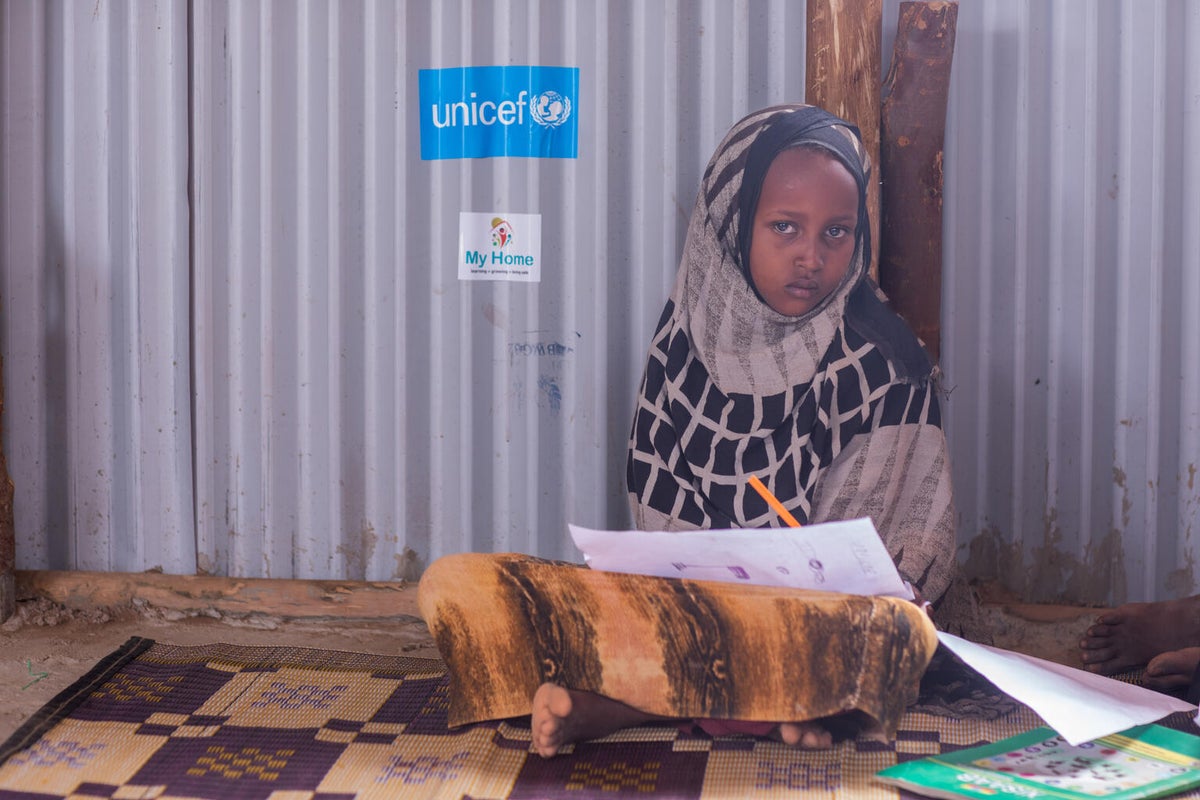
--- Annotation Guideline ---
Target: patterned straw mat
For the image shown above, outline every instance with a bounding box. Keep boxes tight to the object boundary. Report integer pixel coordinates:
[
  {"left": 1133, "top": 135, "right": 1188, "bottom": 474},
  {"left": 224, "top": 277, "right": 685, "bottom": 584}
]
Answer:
[{"left": 1, "top": 637, "right": 1197, "bottom": 800}]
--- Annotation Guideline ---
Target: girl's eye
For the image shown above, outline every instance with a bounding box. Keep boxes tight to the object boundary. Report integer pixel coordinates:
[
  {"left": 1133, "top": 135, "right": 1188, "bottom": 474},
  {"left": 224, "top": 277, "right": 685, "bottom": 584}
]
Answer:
[
  {"left": 827, "top": 225, "right": 850, "bottom": 239},
  {"left": 771, "top": 221, "right": 795, "bottom": 234}
]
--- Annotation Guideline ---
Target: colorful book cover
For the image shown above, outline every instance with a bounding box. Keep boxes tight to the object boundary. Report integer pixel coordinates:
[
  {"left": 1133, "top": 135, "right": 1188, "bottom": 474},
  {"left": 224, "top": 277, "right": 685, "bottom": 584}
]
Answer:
[{"left": 876, "top": 725, "right": 1200, "bottom": 800}]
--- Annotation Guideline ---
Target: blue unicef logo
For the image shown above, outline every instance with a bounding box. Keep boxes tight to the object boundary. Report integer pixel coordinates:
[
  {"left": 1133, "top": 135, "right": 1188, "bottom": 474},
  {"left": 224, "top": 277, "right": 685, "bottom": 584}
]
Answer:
[
  {"left": 419, "top": 66, "right": 579, "bottom": 159},
  {"left": 530, "top": 91, "right": 572, "bottom": 128}
]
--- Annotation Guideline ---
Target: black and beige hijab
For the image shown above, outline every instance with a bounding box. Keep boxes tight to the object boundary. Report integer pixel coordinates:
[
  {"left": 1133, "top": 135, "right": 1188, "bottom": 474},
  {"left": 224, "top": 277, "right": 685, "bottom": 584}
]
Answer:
[{"left": 626, "top": 104, "right": 957, "bottom": 603}]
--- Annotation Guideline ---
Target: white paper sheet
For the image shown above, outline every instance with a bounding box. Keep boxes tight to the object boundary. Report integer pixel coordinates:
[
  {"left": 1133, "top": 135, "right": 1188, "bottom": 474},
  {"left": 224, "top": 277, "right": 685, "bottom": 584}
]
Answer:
[
  {"left": 569, "top": 519, "right": 913, "bottom": 599},
  {"left": 569, "top": 519, "right": 1199, "bottom": 744},
  {"left": 935, "top": 632, "right": 1195, "bottom": 744}
]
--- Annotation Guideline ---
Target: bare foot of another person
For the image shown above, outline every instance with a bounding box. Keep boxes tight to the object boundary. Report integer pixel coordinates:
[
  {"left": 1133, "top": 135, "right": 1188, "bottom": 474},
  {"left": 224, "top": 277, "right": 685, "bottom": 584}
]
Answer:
[
  {"left": 776, "top": 721, "right": 834, "bottom": 749},
  {"left": 1143, "top": 646, "right": 1200, "bottom": 694},
  {"left": 530, "top": 683, "right": 662, "bottom": 758},
  {"left": 1079, "top": 595, "right": 1200, "bottom": 675}
]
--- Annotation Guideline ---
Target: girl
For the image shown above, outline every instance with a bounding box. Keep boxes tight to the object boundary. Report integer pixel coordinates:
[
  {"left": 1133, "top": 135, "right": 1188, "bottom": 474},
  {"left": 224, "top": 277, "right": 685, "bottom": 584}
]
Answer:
[{"left": 534, "top": 103, "right": 957, "bottom": 755}]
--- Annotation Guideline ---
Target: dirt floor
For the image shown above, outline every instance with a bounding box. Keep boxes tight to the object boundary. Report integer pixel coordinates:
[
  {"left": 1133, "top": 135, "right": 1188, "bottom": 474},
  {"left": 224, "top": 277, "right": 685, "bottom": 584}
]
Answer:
[{"left": 0, "top": 584, "right": 1104, "bottom": 745}]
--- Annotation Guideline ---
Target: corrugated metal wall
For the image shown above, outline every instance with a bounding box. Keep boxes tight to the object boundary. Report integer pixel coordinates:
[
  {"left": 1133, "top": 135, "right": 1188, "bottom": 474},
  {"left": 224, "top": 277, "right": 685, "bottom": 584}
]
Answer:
[
  {"left": 940, "top": 0, "right": 1200, "bottom": 604},
  {"left": 2, "top": 0, "right": 1197, "bottom": 604},
  {"left": 0, "top": 1, "right": 195, "bottom": 572}
]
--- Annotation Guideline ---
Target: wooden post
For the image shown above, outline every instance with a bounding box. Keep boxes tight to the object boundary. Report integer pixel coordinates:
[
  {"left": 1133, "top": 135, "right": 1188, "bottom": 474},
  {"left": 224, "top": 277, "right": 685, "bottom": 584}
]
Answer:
[
  {"left": 806, "top": 0, "right": 883, "bottom": 282},
  {"left": 0, "top": 354, "right": 14, "bottom": 622},
  {"left": 879, "top": 1, "right": 959, "bottom": 363}
]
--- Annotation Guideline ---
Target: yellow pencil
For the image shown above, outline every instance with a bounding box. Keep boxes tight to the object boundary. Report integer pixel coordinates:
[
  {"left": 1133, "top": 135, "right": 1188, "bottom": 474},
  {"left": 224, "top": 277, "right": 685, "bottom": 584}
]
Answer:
[{"left": 747, "top": 475, "right": 801, "bottom": 528}]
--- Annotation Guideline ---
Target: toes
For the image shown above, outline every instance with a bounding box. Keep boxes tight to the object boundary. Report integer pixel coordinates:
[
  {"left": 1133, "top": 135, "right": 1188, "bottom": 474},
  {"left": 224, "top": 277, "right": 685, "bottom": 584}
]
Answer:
[
  {"left": 1092, "top": 607, "right": 1132, "bottom": 625},
  {"left": 801, "top": 728, "right": 832, "bottom": 749},
  {"left": 1079, "top": 646, "right": 1116, "bottom": 665},
  {"left": 1145, "top": 652, "right": 1169, "bottom": 676},
  {"left": 1143, "top": 672, "right": 1191, "bottom": 691},
  {"left": 532, "top": 719, "right": 562, "bottom": 758},
  {"left": 530, "top": 684, "right": 569, "bottom": 758},
  {"left": 1147, "top": 647, "right": 1200, "bottom": 677},
  {"left": 778, "top": 722, "right": 833, "bottom": 750}
]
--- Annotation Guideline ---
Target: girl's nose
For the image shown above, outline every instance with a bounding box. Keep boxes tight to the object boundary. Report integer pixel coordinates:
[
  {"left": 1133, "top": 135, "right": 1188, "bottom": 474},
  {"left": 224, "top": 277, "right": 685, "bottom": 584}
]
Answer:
[{"left": 793, "top": 235, "right": 819, "bottom": 270}]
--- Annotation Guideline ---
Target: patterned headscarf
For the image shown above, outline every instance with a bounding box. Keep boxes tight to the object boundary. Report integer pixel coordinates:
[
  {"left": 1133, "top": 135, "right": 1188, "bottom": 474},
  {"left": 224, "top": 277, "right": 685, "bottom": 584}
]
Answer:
[{"left": 626, "top": 104, "right": 957, "bottom": 601}]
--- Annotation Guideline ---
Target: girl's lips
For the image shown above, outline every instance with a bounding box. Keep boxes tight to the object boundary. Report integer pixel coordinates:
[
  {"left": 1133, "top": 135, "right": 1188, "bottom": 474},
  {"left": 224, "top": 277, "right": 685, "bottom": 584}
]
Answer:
[{"left": 785, "top": 282, "right": 819, "bottom": 297}]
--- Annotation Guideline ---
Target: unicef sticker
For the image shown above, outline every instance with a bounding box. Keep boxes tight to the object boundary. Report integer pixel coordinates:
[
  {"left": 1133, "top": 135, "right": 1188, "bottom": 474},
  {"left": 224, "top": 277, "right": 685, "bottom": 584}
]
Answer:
[{"left": 419, "top": 66, "right": 580, "bottom": 160}]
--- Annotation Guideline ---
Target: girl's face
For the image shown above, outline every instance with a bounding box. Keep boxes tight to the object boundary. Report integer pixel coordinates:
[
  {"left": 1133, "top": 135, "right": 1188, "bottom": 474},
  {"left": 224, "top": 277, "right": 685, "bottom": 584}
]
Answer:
[{"left": 747, "top": 146, "right": 860, "bottom": 317}]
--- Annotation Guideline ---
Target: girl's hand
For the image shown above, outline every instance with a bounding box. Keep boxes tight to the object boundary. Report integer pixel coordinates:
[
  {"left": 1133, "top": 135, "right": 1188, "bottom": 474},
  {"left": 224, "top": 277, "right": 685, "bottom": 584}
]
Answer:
[{"left": 908, "top": 582, "right": 933, "bottom": 618}]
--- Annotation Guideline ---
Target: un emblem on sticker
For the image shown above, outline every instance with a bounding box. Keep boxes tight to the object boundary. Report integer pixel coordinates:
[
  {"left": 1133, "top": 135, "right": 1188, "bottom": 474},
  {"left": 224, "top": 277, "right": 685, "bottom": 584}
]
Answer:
[{"left": 531, "top": 91, "right": 572, "bottom": 128}]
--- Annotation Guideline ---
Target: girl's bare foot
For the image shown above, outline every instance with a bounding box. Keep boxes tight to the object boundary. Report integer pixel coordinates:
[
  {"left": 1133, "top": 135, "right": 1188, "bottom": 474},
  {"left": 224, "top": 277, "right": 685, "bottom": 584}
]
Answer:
[
  {"left": 776, "top": 721, "right": 834, "bottom": 749},
  {"left": 531, "top": 685, "right": 843, "bottom": 756},
  {"left": 530, "top": 684, "right": 660, "bottom": 758},
  {"left": 1143, "top": 646, "right": 1200, "bottom": 693},
  {"left": 1079, "top": 596, "right": 1200, "bottom": 674}
]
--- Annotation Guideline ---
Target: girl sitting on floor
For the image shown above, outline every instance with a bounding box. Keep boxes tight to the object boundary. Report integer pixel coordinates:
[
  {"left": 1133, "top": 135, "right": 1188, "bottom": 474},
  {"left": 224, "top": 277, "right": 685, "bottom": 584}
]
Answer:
[{"left": 531, "top": 103, "right": 960, "bottom": 757}]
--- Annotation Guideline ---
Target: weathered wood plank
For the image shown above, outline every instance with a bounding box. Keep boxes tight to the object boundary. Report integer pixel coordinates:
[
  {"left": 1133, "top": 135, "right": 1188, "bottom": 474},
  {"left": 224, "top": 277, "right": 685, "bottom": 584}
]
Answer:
[
  {"left": 879, "top": 1, "right": 959, "bottom": 362},
  {"left": 16, "top": 570, "right": 423, "bottom": 621},
  {"left": 807, "top": 0, "right": 883, "bottom": 281}
]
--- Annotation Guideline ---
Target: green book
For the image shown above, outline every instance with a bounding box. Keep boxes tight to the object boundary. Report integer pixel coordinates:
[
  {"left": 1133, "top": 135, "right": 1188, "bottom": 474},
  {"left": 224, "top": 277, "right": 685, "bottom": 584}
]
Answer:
[{"left": 876, "top": 725, "right": 1200, "bottom": 800}]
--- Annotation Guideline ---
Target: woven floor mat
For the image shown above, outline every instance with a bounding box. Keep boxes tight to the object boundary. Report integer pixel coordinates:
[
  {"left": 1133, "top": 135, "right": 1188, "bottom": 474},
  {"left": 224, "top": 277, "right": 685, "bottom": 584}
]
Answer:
[{"left": 1, "top": 638, "right": 1196, "bottom": 799}]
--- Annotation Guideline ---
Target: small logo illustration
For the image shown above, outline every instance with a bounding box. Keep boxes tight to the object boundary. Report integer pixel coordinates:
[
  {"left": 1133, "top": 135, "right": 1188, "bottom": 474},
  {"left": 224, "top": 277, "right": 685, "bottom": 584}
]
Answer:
[
  {"left": 490, "top": 218, "right": 514, "bottom": 248},
  {"left": 530, "top": 91, "right": 572, "bottom": 128}
]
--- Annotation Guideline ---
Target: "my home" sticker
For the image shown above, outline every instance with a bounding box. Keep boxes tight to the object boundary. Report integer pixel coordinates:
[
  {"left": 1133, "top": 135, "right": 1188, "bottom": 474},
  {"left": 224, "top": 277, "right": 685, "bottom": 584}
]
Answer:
[{"left": 458, "top": 212, "right": 542, "bottom": 282}]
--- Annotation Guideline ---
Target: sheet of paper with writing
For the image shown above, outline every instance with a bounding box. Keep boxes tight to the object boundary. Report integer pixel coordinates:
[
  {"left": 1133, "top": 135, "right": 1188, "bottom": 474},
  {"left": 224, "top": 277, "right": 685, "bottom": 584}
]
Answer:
[
  {"left": 569, "top": 517, "right": 914, "bottom": 599},
  {"left": 569, "top": 517, "right": 1198, "bottom": 745}
]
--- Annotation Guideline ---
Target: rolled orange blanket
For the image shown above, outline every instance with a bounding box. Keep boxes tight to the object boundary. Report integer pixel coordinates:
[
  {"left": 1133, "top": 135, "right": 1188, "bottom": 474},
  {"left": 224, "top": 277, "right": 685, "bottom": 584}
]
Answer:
[{"left": 418, "top": 552, "right": 938, "bottom": 739}]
